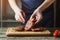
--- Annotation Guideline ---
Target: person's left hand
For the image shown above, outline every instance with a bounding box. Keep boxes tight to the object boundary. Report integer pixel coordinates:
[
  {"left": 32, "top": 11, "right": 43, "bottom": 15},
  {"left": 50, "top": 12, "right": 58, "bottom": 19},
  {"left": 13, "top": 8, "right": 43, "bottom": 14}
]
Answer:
[{"left": 25, "top": 9, "right": 43, "bottom": 30}]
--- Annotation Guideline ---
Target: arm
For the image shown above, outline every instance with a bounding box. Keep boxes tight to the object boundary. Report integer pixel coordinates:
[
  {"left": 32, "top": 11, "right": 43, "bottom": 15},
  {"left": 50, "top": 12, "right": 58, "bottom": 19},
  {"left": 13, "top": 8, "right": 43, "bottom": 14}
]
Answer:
[
  {"left": 8, "top": 0, "right": 25, "bottom": 23},
  {"left": 8, "top": 0, "right": 21, "bottom": 13},
  {"left": 37, "top": 0, "right": 55, "bottom": 12},
  {"left": 25, "top": 0, "right": 55, "bottom": 30}
]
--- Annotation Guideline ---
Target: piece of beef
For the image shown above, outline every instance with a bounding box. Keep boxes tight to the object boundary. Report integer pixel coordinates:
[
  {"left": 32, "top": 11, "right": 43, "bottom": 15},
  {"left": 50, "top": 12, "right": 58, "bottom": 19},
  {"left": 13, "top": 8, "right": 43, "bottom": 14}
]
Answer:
[
  {"left": 25, "top": 18, "right": 36, "bottom": 30},
  {"left": 14, "top": 26, "right": 24, "bottom": 31},
  {"left": 31, "top": 27, "right": 46, "bottom": 32}
]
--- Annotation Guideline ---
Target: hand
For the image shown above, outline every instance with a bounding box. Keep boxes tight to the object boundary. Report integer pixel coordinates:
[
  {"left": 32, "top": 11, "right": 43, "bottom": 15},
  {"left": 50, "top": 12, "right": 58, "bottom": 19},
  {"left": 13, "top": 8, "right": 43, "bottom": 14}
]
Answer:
[
  {"left": 15, "top": 10, "right": 25, "bottom": 23},
  {"left": 25, "top": 9, "right": 43, "bottom": 30},
  {"left": 30, "top": 9, "right": 43, "bottom": 24}
]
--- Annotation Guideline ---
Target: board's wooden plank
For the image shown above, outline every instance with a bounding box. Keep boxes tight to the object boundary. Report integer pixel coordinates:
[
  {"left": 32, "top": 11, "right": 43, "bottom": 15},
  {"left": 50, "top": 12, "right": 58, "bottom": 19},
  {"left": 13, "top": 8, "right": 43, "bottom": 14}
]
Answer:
[{"left": 6, "top": 28, "right": 51, "bottom": 36}]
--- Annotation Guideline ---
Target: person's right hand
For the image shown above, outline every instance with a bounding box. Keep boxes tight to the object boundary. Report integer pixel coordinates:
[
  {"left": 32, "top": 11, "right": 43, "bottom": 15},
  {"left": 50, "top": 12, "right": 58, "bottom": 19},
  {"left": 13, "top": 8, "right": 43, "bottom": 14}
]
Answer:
[{"left": 14, "top": 10, "right": 25, "bottom": 23}]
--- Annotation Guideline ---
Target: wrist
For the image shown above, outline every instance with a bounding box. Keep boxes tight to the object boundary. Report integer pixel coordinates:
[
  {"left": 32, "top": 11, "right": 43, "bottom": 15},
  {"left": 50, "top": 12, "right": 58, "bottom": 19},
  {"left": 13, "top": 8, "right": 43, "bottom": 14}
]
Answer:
[
  {"left": 14, "top": 9, "right": 21, "bottom": 14},
  {"left": 38, "top": 8, "right": 43, "bottom": 13},
  {"left": 37, "top": 6, "right": 44, "bottom": 13}
]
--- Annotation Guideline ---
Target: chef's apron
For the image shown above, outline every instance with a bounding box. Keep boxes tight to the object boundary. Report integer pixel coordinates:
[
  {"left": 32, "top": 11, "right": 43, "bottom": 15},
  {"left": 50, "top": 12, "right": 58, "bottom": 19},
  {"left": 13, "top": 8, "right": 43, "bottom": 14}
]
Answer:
[{"left": 22, "top": 0, "right": 54, "bottom": 28}]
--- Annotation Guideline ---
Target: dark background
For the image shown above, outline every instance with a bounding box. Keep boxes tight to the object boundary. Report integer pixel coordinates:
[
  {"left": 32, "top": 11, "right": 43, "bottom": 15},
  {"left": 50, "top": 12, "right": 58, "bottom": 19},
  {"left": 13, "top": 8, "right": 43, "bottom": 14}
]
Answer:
[
  {"left": 56, "top": 0, "right": 60, "bottom": 27},
  {"left": 0, "top": 0, "right": 60, "bottom": 28}
]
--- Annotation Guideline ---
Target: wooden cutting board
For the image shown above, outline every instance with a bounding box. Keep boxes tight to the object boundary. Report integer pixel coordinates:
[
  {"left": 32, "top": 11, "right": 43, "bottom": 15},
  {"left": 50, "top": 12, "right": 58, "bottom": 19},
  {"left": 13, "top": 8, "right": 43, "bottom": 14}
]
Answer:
[{"left": 6, "top": 28, "right": 51, "bottom": 36}]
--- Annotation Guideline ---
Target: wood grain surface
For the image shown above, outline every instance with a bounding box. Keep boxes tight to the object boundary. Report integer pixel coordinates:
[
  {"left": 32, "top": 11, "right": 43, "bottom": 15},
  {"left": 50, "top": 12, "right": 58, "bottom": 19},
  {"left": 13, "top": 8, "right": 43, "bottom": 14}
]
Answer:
[{"left": 6, "top": 28, "right": 51, "bottom": 36}]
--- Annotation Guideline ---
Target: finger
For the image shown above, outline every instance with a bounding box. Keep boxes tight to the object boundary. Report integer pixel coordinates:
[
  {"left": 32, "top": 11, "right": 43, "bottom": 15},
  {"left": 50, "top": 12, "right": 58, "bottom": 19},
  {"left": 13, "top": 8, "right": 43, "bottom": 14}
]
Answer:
[
  {"left": 15, "top": 15, "right": 23, "bottom": 22},
  {"left": 21, "top": 11, "right": 26, "bottom": 18},
  {"left": 30, "top": 13, "right": 36, "bottom": 20},
  {"left": 35, "top": 19, "right": 40, "bottom": 24},
  {"left": 35, "top": 15, "right": 42, "bottom": 24},
  {"left": 19, "top": 14, "right": 25, "bottom": 23},
  {"left": 25, "top": 21, "right": 32, "bottom": 30},
  {"left": 21, "top": 11, "right": 26, "bottom": 19},
  {"left": 17, "top": 19, "right": 22, "bottom": 22},
  {"left": 19, "top": 12, "right": 25, "bottom": 23},
  {"left": 15, "top": 14, "right": 19, "bottom": 21},
  {"left": 19, "top": 15, "right": 25, "bottom": 23}
]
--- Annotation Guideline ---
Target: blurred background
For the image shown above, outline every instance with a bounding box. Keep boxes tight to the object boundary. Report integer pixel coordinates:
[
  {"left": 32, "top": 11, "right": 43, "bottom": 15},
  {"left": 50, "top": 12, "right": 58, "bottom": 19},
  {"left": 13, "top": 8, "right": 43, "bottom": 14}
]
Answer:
[
  {"left": 0, "top": 0, "right": 1, "bottom": 27},
  {"left": 0, "top": 0, "right": 25, "bottom": 28},
  {"left": 0, "top": 0, "right": 59, "bottom": 31},
  {"left": 56, "top": 0, "right": 60, "bottom": 27}
]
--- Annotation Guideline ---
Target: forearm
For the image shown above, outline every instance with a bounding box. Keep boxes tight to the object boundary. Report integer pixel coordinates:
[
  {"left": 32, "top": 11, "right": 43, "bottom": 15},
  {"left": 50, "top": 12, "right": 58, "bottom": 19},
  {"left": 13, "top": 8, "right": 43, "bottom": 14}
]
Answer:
[
  {"left": 37, "top": 0, "right": 55, "bottom": 12},
  {"left": 8, "top": 0, "right": 21, "bottom": 13}
]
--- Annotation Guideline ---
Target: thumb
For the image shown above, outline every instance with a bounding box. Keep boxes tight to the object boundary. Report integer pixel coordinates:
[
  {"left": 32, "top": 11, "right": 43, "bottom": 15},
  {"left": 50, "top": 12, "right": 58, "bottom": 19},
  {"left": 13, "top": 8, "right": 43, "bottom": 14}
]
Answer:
[
  {"left": 20, "top": 11, "right": 25, "bottom": 23},
  {"left": 30, "top": 13, "right": 36, "bottom": 20},
  {"left": 21, "top": 11, "right": 26, "bottom": 19}
]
